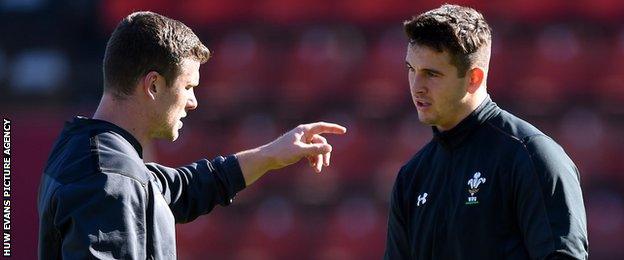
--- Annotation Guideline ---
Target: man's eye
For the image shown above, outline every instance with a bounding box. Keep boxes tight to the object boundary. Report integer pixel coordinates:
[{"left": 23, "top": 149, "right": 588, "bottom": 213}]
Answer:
[{"left": 426, "top": 71, "right": 438, "bottom": 77}]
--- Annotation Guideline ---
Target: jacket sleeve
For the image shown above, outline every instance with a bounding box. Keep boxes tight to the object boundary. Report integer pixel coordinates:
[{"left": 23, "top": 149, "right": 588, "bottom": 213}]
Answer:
[
  {"left": 53, "top": 173, "right": 147, "bottom": 259},
  {"left": 384, "top": 166, "right": 411, "bottom": 260},
  {"left": 512, "top": 135, "right": 588, "bottom": 260},
  {"left": 145, "top": 155, "right": 246, "bottom": 223}
]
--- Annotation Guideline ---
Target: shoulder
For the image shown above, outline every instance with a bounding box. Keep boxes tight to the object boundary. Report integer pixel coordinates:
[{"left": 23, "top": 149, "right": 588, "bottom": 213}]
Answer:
[
  {"left": 45, "top": 127, "right": 150, "bottom": 186},
  {"left": 93, "top": 131, "right": 151, "bottom": 185},
  {"left": 519, "top": 135, "right": 579, "bottom": 179},
  {"left": 481, "top": 109, "right": 564, "bottom": 159},
  {"left": 494, "top": 125, "right": 580, "bottom": 186},
  {"left": 482, "top": 109, "right": 578, "bottom": 178},
  {"left": 483, "top": 109, "right": 545, "bottom": 143},
  {"left": 486, "top": 109, "right": 574, "bottom": 168}
]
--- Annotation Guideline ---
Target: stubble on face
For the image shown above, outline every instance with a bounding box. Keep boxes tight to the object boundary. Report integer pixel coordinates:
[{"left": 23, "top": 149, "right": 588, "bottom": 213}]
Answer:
[{"left": 150, "top": 59, "right": 200, "bottom": 141}]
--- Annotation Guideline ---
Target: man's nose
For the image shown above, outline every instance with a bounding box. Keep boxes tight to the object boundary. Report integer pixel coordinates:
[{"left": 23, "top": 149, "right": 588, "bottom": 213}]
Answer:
[
  {"left": 411, "top": 77, "right": 427, "bottom": 94},
  {"left": 187, "top": 89, "right": 198, "bottom": 110}
]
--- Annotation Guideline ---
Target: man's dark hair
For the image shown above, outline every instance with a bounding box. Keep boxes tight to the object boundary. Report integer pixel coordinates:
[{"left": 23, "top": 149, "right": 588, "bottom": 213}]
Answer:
[
  {"left": 103, "top": 11, "right": 211, "bottom": 98},
  {"left": 404, "top": 4, "right": 492, "bottom": 77}
]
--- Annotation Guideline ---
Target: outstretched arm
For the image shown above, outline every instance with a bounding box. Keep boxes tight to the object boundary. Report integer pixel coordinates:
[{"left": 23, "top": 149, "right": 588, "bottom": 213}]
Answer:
[{"left": 146, "top": 121, "right": 346, "bottom": 223}]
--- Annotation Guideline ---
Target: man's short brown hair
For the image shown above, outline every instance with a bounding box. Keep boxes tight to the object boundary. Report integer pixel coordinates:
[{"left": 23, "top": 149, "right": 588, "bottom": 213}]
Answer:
[
  {"left": 404, "top": 4, "right": 492, "bottom": 77},
  {"left": 103, "top": 11, "right": 210, "bottom": 98}
]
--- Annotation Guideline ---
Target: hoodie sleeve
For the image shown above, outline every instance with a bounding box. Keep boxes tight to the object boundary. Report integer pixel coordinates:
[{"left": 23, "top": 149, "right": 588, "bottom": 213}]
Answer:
[
  {"left": 512, "top": 135, "right": 588, "bottom": 260},
  {"left": 384, "top": 166, "right": 411, "bottom": 260},
  {"left": 145, "top": 155, "right": 246, "bottom": 223}
]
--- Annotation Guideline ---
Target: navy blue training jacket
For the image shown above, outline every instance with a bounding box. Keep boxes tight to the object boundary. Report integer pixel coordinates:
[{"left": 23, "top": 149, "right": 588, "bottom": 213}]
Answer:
[
  {"left": 384, "top": 97, "right": 588, "bottom": 259},
  {"left": 38, "top": 117, "right": 246, "bottom": 259}
]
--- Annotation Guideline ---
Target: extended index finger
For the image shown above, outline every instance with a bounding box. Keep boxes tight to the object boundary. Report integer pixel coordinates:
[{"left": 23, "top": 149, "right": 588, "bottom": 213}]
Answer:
[{"left": 302, "top": 122, "right": 347, "bottom": 136}]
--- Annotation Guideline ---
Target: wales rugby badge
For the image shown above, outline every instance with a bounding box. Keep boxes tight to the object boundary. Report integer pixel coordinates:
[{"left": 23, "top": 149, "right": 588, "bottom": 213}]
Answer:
[{"left": 466, "top": 172, "right": 486, "bottom": 205}]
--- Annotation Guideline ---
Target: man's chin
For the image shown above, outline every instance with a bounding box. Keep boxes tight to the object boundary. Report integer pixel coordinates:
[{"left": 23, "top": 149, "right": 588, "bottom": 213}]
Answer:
[
  {"left": 169, "top": 131, "right": 180, "bottom": 142},
  {"left": 417, "top": 114, "right": 436, "bottom": 126},
  {"left": 149, "top": 127, "right": 180, "bottom": 142},
  {"left": 155, "top": 131, "right": 179, "bottom": 142}
]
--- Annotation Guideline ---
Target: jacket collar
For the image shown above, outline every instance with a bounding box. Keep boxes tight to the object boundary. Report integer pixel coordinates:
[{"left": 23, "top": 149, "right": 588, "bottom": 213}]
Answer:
[
  {"left": 66, "top": 116, "right": 144, "bottom": 158},
  {"left": 432, "top": 96, "right": 500, "bottom": 150}
]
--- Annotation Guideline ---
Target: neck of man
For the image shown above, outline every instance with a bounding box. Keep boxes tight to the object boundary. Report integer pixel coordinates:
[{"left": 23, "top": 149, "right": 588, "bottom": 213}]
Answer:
[
  {"left": 436, "top": 88, "right": 488, "bottom": 132},
  {"left": 93, "top": 92, "right": 151, "bottom": 148}
]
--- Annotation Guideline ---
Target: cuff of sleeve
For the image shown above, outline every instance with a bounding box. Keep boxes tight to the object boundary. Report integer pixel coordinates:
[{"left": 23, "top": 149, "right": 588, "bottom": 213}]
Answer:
[
  {"left": 213, "top": 155, "right": 246, "bottom": 206},
  {"left": 223, "top": 154, "right": 246, "bottom": 193}
]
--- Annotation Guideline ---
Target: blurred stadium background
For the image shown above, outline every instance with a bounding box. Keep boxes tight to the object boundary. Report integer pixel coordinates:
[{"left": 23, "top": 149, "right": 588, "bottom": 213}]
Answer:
[{"left": 1, "top": 0, "right": 624, "bottom": 259}]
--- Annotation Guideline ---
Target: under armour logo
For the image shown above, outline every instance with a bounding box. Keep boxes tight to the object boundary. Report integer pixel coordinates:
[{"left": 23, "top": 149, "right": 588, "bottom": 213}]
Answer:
[{"left": 417, "top": 193, "right": 428, "bottom": 206}]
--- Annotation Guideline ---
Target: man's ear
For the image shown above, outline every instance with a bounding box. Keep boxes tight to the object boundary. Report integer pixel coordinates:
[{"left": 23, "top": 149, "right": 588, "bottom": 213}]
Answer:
[
  {"left": 466, "top": 67, "right": 484, "bottom": 94},
  {"left": 141, "top": 71, "right": 161, "bottom": 100}
]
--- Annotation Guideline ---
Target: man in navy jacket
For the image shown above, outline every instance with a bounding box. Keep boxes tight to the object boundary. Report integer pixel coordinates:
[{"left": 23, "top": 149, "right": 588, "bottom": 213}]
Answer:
[
  {"left": 38, "top": 11, "right": 346, "bottom": 259},
  {"left": 384, "top": 5, "right": 588, "bottom": 259}
]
